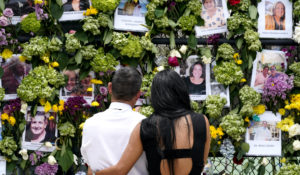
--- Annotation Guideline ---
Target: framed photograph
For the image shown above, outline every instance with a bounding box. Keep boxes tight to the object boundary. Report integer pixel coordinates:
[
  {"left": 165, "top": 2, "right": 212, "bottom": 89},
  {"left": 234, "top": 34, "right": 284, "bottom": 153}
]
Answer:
[
  {"left": 177, "top": 55, "right": 211, "bottom": 101},
  {"left": 22, "top": 107, "right": 57, "bottom": 152},
  {"left": 258, "top": 0, "right": 293, "bottom": 38},
  {"left": 246, "top": 111, "right": 281, "bottom": 156},
  {"left": 195, "top": 0, "right": 230, "bottom": 37},
  {"left": 114, "top": 0, "right": 149, "bottom": 32},
  {"left": 210, "top": 60, "right": 230, "bottom": 107},
  {"left": 0, "top": 55, "right": 31, "bottom": 100},
  {"left": 60, "top": 70, "right": 95, "bottom": 104},
  {"left": 251, "top": 50, "right": 287, "bottom": 93},
  {"left": 60, "top": 0, "right": 90, "bottom": 21},
  {"left": 5, "top": 0, "right": 35, "bottom": 24}
]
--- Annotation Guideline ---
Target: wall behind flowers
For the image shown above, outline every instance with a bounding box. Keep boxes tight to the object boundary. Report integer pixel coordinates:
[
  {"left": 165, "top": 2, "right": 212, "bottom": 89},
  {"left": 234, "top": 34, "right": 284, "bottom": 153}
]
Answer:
[{"left": 0, "top": 0, "right": 299, "bottom": 174}]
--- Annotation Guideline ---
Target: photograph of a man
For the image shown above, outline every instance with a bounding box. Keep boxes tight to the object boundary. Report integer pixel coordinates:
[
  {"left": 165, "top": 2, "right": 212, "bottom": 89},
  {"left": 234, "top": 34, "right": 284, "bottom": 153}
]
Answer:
[
  {"left": 250, "top": 121, "right": 272, "bottom": 141},
  {"left": 265, "top": 1, "right": 285, "bottom": 30}
]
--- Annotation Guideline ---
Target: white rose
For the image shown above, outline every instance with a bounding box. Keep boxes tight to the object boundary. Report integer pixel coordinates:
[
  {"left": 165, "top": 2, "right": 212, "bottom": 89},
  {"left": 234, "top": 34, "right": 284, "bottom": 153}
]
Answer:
[
  {"left": 73, "top": 154, "right": 78, "bottom": 165},
  {"left": 48, "top": 155, "right": 57, "bottom": 165},
  {"left": 157, "top": 66, "right": 165, "bottom": 72},
  {"left": 293, "top": 140, "right": 300, "bottom": 151},
  {"left": 293, "top": 26, "right": 300, "bottom": 44},
  {"left": 169, "top": 49, "right": 181, "bottom": 58},
  {"left": 44, "top": 142, "right": 53, "bottom": 148},
  {"left": 179, "top": 45, "right": 188, "bottom": 54},
  {"left": 261, "top": 157, "right": 269, "bottom": 166},
  {"left": 288, "top": 124, "right": 300, "bottom": 138},
  {"left": 20, "top": 101, "right": 28, "bottom": 114},
  {"left": 202, "top": 55, "right": 212, "bottom": 64},
  {"left": 18, "top": 149, "right": 28, "bottom": 160}
]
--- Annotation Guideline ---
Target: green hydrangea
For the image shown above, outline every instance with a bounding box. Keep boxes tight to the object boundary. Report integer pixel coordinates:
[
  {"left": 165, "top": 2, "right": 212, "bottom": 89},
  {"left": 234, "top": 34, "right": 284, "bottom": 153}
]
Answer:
[
  {"left": 151, "top": 0, "right": 167, "bottom": 6},
  {"left": 0, "top": 88, "right": 5, "bottom": 101},
  {"left": 58, "top": 122, "right": 76, "bottom": 137},
  {"left": 80, "top": 45, "right": 97, "bottom": 60},
  {"left": 91, "top": 52, "right": 119, "bottom": 73},
  {"left": 217, "top": 43, "right": 235, "bottom": 60},
  {"left": 234, "top": 0, "right": 251, "bottom": 11},
  {"left": 111, "top": 32, "right": 128, "bottom": 50},
  {"left": 140, "top": 36, "right": 155, "bottom": 51},
  {"left": 141, "top": 73, "right": 155, "bottom": 97},
  {"left": 187, "top": 0, "right": 202, "bottom": 16},
  {"left": 48, "top": 37, "right": 63, "bottom": 52},
  {"left": 83, "top": 16, "right": 100, "bottom": 35},
  {"left": 97, "top": 13, "right": 112, "bottom": 28},
  {"left": 294, "top": 76, "right": 300, "bottom": 87},
  {"left": 139, "top": 105, "right": 154, "bottom": 117},
  {"left": 17, "top": 66, "right": 65, "bottom": 102},
  {"left": 21, "top": 36, "right": 48, "bottom": 60},
  {"left": 146, "top": 2, "right": 157, "bottom": 20},
  {"left": 120, "top": 35, "right": 143, "bottom": 58},
  {"left": 92, "top": 0, "right": 120, "bottom": 12},
  {"left": 0, "top": 137, "right": 17, "bottom": 156},
  {"left": 220, "top": 114, "right": 246, "bottom": 141},
  {"left": 191, "top": 101, "right": 202, "bottom": 114},
  {"left": 205, "top": 95, "right": 227, "bottom": 118},
  {"left": 227, "top": 13, "right": 254, "bottom": 32},
  {"left": 244, "top": 30, "right": 261, "bottom": 51},
  {"left": 277, "top": 164, "right": 300, "bottom": 175},
  {"left": 239, "top": 85, "right": 261, "bottom": 106},
  {"left": 239, "top": 103, "right": 253, "bottom": 117},
  {"left": 65, "top": 33, "right": 81, "bottom": 53},
  {"left": 21, "top": 13, "right": 41, "bottom": 33},
  {"left": 294, "top": 1, "right": 300, "bottom": 17},
  {"left": 154, "top": 16, "right": 169, "bottom": 29},
  {"left": 289, "top": 62, "right": 300, "bottom": 76},
  {"left": 213, "top": 61, "right": 244, "bottom": 85},
  {"left": 178, "top": 15, "right": 197, "bottom": 31}
]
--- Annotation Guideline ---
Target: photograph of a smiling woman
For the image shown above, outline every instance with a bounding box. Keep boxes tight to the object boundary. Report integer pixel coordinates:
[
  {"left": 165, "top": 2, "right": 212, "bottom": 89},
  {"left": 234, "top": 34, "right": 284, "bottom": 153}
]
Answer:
[{"left": 265, "top": 1, "right": 285, "bottom": 30}]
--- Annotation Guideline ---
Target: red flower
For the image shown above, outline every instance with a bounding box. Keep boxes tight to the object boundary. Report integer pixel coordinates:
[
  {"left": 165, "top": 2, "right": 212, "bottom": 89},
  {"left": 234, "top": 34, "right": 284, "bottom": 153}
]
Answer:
[
  {"left": 233, "top": 156, "right": 244, "bottom": 165},
  {"left": 168, "top": 56, "right": 179, "bottom": 67},
  {"left": 229, "top": 0, "right": 240, "bottom": 5}
]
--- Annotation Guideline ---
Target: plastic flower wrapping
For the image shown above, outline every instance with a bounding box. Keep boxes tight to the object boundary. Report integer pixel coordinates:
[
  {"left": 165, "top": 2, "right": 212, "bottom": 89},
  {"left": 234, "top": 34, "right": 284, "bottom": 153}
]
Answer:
[
  {"left": 262, "top": 74, "right": 294, "bottom": 104},
  {"left": 91, "top": 0, "right": 120, "bottom": 12},
  {"left": 178, "top": 15, "right": 197, "bottom": 31},
  {"left": 217, "top": 43, "right": 235, "bottom": 60},
  {"left": 204, "top": 95, "right": 227, "bottom": 118},
  {"left": 21, "top": 36, "right": 48, "bottom": 60},
  {"left": 47, "top": 37, "right": 63, "bottom": 52},
  {"left": 213, "top": 61, "right": 244, "bottom": 85},
  {"left": 239, "top": 85, "right": 261, "bottom": 105},
  {"left": 21, "top": 13, "right": 41, "bottom": 33},
  {"left": 220, "top": 139, "right": 235, "bottom": 159},
  {"left": 17, "top": 66, "right": 65, "bottom": 102},
  {"left": 138, "top": 106, "right": 154, "bottom": 117},
  {"left": 58, "top": 122, "right": 76, "bottom": 137},
  {"left": 80, "top": 45, "right": 97, "bottom": 60},
  {"left": 220, "top": 114, "right": 246, "bottom": 141},
  {"left": 277, "top": 164, "right": 300, "bottom": 175},
  {"left": 244, "top": 30, "right": 262, "bottom": 52},
  {"left": 65, "top": 33, "right": 81, "bottom": 53},
  {"left": 82, "top": 16, "right": 101, "bottom": 35},
  {"left": 90, "top": 48, "right": 119, "bottom": 73}
]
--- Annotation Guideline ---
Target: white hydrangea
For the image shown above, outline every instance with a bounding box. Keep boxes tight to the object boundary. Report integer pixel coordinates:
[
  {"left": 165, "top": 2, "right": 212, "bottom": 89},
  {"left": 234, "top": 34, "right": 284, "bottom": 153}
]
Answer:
[
  {"left": 293, "top": 140, "right": 300, "bottom": 151},
  {"left": 293, "top": 25, "right": 300, "bottom": 44}
]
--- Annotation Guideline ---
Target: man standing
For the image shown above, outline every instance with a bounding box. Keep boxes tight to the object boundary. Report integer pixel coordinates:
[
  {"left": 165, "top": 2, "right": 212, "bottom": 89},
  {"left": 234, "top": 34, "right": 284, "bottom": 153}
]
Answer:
[{"left": 81, "top": 67, "right": 148, "bottom": 175}]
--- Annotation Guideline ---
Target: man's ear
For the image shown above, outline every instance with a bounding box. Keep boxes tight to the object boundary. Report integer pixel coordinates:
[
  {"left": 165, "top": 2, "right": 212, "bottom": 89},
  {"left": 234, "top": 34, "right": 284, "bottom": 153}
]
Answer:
[{"left": 108, "top": 82, "right": 113, "bottom": 95}]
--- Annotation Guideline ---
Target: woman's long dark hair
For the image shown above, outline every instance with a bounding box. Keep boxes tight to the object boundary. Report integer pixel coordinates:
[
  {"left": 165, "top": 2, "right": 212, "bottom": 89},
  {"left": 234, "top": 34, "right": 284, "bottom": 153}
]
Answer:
[
  {"left": 150, "top": 69, "right": 192, "bottom": 175},
  {"left": 273, "top": 1, "right": 285, "bottom": 22}
]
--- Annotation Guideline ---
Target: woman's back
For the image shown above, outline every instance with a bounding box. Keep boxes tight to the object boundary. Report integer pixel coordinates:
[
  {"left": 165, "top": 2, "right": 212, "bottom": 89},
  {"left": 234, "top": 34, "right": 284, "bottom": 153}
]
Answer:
[{"left": 140, "top": 112, "right": 207, "bottom": 175}]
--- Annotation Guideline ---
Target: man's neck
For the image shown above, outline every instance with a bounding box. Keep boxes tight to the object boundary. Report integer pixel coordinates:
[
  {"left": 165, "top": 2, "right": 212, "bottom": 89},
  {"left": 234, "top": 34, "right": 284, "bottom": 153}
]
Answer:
[
  {"left": 111, "top": 99, "right": 135, "bottom": 108},
  {"left": 31, "top": 131, "right": 46, "bottom": 143}
]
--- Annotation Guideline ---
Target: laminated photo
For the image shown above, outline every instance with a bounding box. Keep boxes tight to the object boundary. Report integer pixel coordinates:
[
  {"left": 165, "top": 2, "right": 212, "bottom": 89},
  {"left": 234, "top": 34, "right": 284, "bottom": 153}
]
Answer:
[
  {"left": 246, "top": 111, "right": 281, "bottom": 156},
  {"left": 258, "top": 0, "right": 293, "bottom": 38},
  {"left": 177, "top": 55, "right": 211, "bottom": 101},
  {"left": 60, "top": 0, "right": 90, "bottom": 21},
  {"left": 60, "top": 70, "right": 95, "bottom": 104},
  {"left": 5, "top": 0, "right": 35, "bottom": 24},
  {"left": 0, "top": 55, "right": 31, "bottom": 100},
  {"left": 195, "top": 0, "right": 229, "bottom": 37},
  {"left": 251, "top": 50, "right": 287, "bottom": 93},
  {"left": 22, "top": 107, "right": 57, "bottom": 152},
  {"left": 114, "top": 0, "right": 149, "bottom": 32}
]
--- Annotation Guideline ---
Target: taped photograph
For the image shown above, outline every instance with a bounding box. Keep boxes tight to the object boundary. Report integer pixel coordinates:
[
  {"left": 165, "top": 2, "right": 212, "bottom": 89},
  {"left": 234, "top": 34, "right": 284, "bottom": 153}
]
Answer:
[
  {"left": 22, "top": 107, "right": 57, "bottom": 152},
  {"left": 114, "top": 0, "right": 149, "bottom": 32},
  {"left": 0, "top": 55, "right": 31, "bottom": 100},
  {"left": 258, "top": 0, "right": 292, "bottom": 38},
  {"left": 60, "top": 0, "right": 90, "bottom": 21},
  {"left": 195, "top": 0, "right": 229, "bottom": 37}
]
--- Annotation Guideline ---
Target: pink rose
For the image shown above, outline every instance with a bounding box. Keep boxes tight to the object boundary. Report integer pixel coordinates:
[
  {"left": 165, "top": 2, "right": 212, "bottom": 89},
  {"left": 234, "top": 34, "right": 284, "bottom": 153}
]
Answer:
[
  {"left": 168, "top": 56, "right": 179, "bottom": 67},
  {"left": 3, "top": 8, "right": 14, "bottom": 18},
  {"left": 69, "top": 30, "right": 76, "bottom": 34},
  {"left": 0, "top": 16, "right": 9, "bottom": 27}
]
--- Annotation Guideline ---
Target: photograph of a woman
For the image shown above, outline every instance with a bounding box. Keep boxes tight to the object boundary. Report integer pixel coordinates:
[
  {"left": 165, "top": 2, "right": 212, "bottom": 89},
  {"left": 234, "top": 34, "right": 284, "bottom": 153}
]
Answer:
[
  {"left": 201, "top": 0, "right": 225, "bottom": 28},
  {"left": 184, "top": 62, "right": 206, "bottom": 95},
  {"left": 265, "top": 1, "right": 285, "bottom": 30},
  {"left": 63, "top": 0, "right": 89, "bottom": 11}
]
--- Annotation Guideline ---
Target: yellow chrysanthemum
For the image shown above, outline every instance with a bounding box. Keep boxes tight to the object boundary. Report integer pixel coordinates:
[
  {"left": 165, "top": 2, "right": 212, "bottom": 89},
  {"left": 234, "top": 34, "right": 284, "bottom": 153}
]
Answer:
[
  {"left": 280, "top": 157, "right": 286, "bottom": 163},
  {"left": 276, "top": 116, "right": 294, "bottom": 132},
  {"left": 59, "top": 100, "right": 64, "bottom": 106},
  {"left": 1, "top": 113, "right": 9, "bottom": 121},
  {"left": 9, "top": 116, "right": 16, "bottom": 126},
  {"left": 52, "top": 104, "right": 58, "bottom": 112},
  {"left": 145, "top": 32, "right": 150, "bottom": 37},
  {"left": 218, "top": 141, "right": 221, "bottom": 145},
  {"left": 253, "top": 104, "right": 266, "bottom": 115},
  {"left": 19, "top": 55, "right": 27, "bottom": 62},
  {"left": 51, "top": 62, "right": 59, "bottom": 68},
  {"left": 278, "top": 108, "right": 286, "bottom": 116},
  {"left": 39, "top": 98, "right": 46, "bottom": 105},
  {"left": 240, "top": 78, "right": 246, "bottom": 83},
  {"left": 49, "top": 116, "right": 55, "bottom": 120},
  {"left": 83, "top": 114, "right": 89, "bottom": 119},
  {"left": 1, "top": 49, "right": 13, "bottom": 59},
  {"left": 87, "top": 87, "right": 93, "bottom": 92},
  {"left": 91, "top": 101, "right": 99, "bottom": 107},
  {"left": 90, "top": 79, "right": 103, "bottom": 84},
  {"left": 44, "top": 101, "right": 52, "bottom": 113},
  {"left": 245, "top": 117, "right": 250, "bottom": 123},
  {"left": 236, "top": 60, "right": 243, "bottom": 65},
  {"left": 233, "top": 53, "right": 240, "bottom": 59},
  {"left": 79, "top": 122, "right": 85, "bottom": 130},
  {"left": 34, "top": 0, "right": 43, "bottom": 4}
]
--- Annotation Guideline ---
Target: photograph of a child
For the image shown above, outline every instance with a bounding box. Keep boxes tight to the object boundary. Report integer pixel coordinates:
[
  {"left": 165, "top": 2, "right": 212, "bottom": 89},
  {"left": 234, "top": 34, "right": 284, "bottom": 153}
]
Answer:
[
  {"left": 251, "top": 50, "right": 287, "bottom": 93},
  {"left": 258, "top": 0, "right": 292, "bottom": 38},
  {"left": 1, "top": 55, "right": 31, "bottom": 100},
  {"left": 60, "top": 70, "right": 94, "bottom": 103},
  {"left": 195, "top": 0, "right": 229, "bottom": 36}
]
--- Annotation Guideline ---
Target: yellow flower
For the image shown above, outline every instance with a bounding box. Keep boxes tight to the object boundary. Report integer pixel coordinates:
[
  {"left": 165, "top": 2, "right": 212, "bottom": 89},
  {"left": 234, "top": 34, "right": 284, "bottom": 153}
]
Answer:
[
  {"left": 236, "top": 60, "right": 243, "bottom": 65},
  {"left": 83, "top": 114, "right": 89, "bottom": 119},
  {"left": 49, "top": 116, "right": 55, "bottom": 120},
  {"left": 9, "top": 116, "right": 16, "bottom": 126},
  {"left": 133, "top": 0, "right": 138, "bottom": 3},
  {"left": 1, "top": 113, "right": 9, "bottom": 121},
  {"left": 90, "top": 79, "right": 103, "bottom": 84},
  {"left": 278, "top": 108, "right": 286, "bottom": 116},
  {"left": 233, "top": 53, "right": 240, "bottom": 59},
  {"left": 52, "top": 105, "right": 58, "bottom": 112},
  {"left": 240, "top": 78, "right": 246, "bottom": 83},
  {"left": 272, "top": 83, "right": 274, "bottom": 86},
  {"left": 253, "top": 104, "right": 266, "bottom": 115},
  {"left": 90, "top": 8, "right": 98, "bottom": 15},
  {"left": 86, "top": 87, "right": 93, "bottom": 92},
  {"left": 276, "top": 116, "right": 294, "bottom": 132},
  {"left": 284, "top": 100, "right": 289, "bottom": 105},
  {"left": 39, "top": 98, "right": 46, "bottom": 105},
  {"left": 34, "top": 0, "right": 43, "bottom": 4},
  {"left": 41, "top": 55, "right": 49, "bottom": 63},
  {"left": 19, "top": 55, "right": 27, "bottom": 62},
  {"left": 285, "top": 105, "right": 291, "bottom": 110},
  {"left": 91, "top": 101, "right": 99, "bottom": 107},
  {"left": 145, "top": 32, "right": 150, "bottom": 38},
  {"left": 59, "top": 100, "right": 64, "bottom": 106},
  {"left": 245, "top": 117, "right": 250, "bottom": 123},
  {"left": 218, "top": 141, "right": 221, "bottom": 145},
  {"left": 85, "top": 9, "right": 91, "bottom": 16},
  {"left": 44, "top": 101, "right": 52, "bottom": 113},
  {"left": 1, "top": 49, "right": 13, "bottom": 59},
  {"left": 79, "top": 122, "right": 85, "bottom": 130},
  {"left": 280, "top": 157, "right": 286, "bottom": 163},
  {"left": 133, "top": 108, "right": 136, "bottom": 111},
  {"left": 51, "top": 62, "right": 59, "bottom": 68}
]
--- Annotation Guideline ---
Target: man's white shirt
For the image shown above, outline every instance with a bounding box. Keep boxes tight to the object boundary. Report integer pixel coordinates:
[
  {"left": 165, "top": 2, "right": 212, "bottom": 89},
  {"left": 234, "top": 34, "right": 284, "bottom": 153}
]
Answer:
[{"left": 81, "top": 102, "right": 148, "bottom": 175}]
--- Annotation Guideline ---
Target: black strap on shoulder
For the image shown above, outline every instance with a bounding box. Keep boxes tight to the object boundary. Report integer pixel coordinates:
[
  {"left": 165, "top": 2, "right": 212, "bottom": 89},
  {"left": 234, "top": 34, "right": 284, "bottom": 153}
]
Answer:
[{"left": 160, "top": 149, "right": 192, "bottom": 159}]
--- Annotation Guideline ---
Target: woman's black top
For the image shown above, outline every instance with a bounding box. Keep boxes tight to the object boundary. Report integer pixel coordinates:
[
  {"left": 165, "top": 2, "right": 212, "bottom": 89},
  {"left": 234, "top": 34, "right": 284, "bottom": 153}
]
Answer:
[
  {"left": 184, "top": 77, "right": 206, "bottom": 95},
  {"left": 140, "top": 112, "right": 207, "bottom": 175},
  {"left": 274, "top": 16, "right": 284, "bottom": 30}
]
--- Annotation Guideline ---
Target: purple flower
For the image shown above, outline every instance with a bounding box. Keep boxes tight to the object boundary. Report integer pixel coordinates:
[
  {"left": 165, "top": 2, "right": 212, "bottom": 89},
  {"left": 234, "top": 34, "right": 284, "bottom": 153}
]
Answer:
[
  {"left": 30, "top": 32, "right": 34, "bottom": 36},
  {"left": 281, "top": 48, "right": 288, "bottom": 52},
  {"left": 285, "top": 52, "right": 292, "bottom": 57},
  {"left": 64, "top": 96, "right": 87, "bottom": 115},
  {"left": 0, "top": 16, "right": 9, "bottom": 27},
  {"left": 3, "top": 98, "right": 21, "bottom": 114},
  {"left": 99, "top": 86, "right": 108, "bottom": 96},
  {"left": 207, "top": 34, "right": 221, "bottom": 45},
  {"left": 99, "top": 72, "right": 105, "bottom": 76},
  {"left": 290, "top": 46, "right": 296, "bottom": 50},
  {"left": 168, "top": 1, "right": 176, "bottom": 10},
  {"left": 3, "top": 8, "right": 14, "bottom": 18},
  {"left": 6, "top": 33, "right": 11, "bottom": 37},
  {"left": 34, "top": 163, "right": 58, "bottom": 175},
  {"left": 168, "top": 56, "right": 179, "bottom": 67}
]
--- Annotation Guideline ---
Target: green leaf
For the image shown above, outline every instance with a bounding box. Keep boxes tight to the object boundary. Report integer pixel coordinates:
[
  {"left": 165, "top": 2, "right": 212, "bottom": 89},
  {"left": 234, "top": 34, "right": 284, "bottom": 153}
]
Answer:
[
  {"left": 229, "top": 107, "right": 239, "bottom": 114},
  {"left": 169, "top": 31, "right": 175, "bottom": 49},
  {"left": 56, "top": 0, "right": 63, "bottom": 7},
  {"left": 0, "top": 0, "right": 4, "bottom": 11},
  {"left": 104, "top": 30, "right": 113, "bottom": 45},
  {"left": 249, "top": 5, "right": 257, "bottom": 20},
  {"left": 57, "top": 148, "right": 74, "bottom": 172},
  {"left": 168, "top": 19, "right": 177, "bottom": 29},
  {"left": 19, "top": 122, "right": 25, "bottom": 133},
  {"left": 241, "top": 142, "right": 250, "bottom": 152},
  {"left": 108, "top": 18, "right": 114, "bottom": 29},
  {"left": 154, "top": 8, "right": 164, "bottom": 18},
  {"left": 50, "top": 1, "right": 63, "bottom": 20},
  {"left": 32, "top": 105, "right": 37, "bottom": 116},
  {"left": 236, "top": 38, "right": 244, "bottom": 49},
  {"left": 0, "top": 67, "right": 3, "bottom": 79},
  {"left": 57, "top": 52, "right": 69, "bottom": 70},
  {"left": 237, "top": 150, "right": 245, "bottom": 160},
  {"left": 75, "top": 31, "right": 88, "bottom": 43},
  {"left": 197, "top": 17, "right": 205, "bottom": 26},
  {"left": 187, "top": 34, "right": 197, "bottom": 50},
  {"left": 79, "top": 70, "right": 90, "bottom": 81},
  {"left": 61, "top": 142, "right": 66, "bottom": 156},
  {"left": 75, "top": 51, "right": 83, "bottom": 65},
  {"left": 258, "top": 165, "right": 266, "bottom": 175},
  {"left": 20, "top": 160, "right": 27, "bottom": 170}
]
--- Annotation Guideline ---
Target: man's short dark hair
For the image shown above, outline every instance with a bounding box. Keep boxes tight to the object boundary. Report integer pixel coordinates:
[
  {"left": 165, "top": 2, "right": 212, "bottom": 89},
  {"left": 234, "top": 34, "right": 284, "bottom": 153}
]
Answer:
[{"left": 112, "top": 67, "right": 142, "bottom": 101}]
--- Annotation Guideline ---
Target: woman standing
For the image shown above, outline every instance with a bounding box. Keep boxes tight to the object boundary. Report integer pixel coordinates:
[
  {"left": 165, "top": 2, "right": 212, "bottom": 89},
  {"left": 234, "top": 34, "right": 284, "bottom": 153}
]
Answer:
[{"left": 265, "top": 1, "right": 285, "bottom": 30}]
